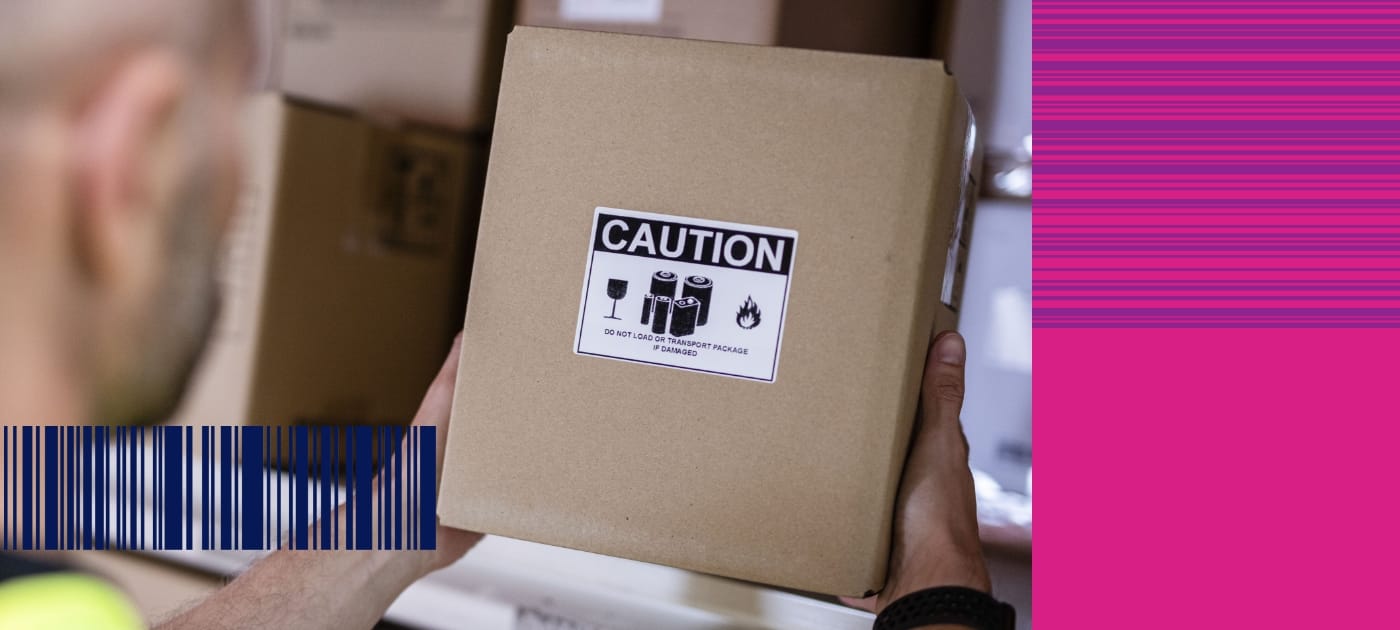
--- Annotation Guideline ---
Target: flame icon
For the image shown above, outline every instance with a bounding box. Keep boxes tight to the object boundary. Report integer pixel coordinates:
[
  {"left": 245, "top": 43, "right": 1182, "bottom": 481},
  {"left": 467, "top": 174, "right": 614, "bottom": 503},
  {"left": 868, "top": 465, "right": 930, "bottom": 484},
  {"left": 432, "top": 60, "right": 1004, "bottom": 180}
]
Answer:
[{"left": 736, "top": 296, "right": 762, "bottom": 330}]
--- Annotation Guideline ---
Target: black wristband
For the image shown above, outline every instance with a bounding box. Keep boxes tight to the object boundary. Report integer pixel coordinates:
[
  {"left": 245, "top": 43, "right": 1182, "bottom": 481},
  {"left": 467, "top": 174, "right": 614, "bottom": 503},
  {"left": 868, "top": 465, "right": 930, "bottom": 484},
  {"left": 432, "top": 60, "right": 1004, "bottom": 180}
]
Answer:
[{"left": 873, "top": 586, "right": 1016, "bottom": 630}]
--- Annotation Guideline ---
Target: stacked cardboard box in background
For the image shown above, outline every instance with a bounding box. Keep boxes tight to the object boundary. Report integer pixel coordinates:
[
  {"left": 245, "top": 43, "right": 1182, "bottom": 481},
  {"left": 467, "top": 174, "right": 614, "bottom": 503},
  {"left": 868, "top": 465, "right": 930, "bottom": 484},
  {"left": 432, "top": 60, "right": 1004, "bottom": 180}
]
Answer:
[
  {"left": 258, "top": 0, "right": 513, "bottom": 131},
  {"left": 776, "top": 0, "right": 934, "bottom": 57},
  {"left": 517, "top": 0, "right": 777, "bottom": 44},
  {"left": 517, "top": 0, "right": 932, "bottom": 56},
  {"left": 938, "top": 0, "right": 1035, "bottom": 500},
  {"left": 174, "top": 95, "right": 481, "bottom": 428},
  {"left": 176, "top": 1, "right": 509, "bottom": 429}
]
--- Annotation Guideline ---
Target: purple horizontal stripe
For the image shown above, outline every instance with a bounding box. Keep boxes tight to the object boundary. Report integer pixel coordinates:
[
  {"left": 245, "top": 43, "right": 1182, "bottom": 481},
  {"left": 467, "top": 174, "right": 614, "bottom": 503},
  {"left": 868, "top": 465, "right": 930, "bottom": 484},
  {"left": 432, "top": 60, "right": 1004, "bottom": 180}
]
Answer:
[
  {"left": 1038, "top": 325, "right": 1400, "bottom": 330},
  {"left": 1036, "top": 225, "right": 1400, "bottom": 228},
  {"left": 1038, "top": 296, "right": 1400, "bottom": 301},
  {"left": 1039, "top": 286, "right": 1400, "bottom": 291},
  {"left": 1038, "top": 254, "right": 1400, "bottom": 258},
  {"left": 1037, "top": 307, "right": 1400, "bottom": 315},
  {"left": 1040, "top": 267, "right": 1400, "bottom": 271},
  {"left": 1034, "top": 0, "right": 1400, "bottom": 328}
]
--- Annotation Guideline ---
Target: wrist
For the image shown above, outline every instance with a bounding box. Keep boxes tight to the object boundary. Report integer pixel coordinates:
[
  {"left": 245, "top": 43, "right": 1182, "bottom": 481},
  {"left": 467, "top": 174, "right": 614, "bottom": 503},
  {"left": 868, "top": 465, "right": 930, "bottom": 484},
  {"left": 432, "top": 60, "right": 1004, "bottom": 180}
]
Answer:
[
  {"left": 874, "top": 586, "right": 1015, "bottom": 630},
  {"left": 880, "top": 531, "right": 992, "bottom": 611},
  {"left": 321, "top": 491, "right": 441, "bottom": 580},
  {"left": 884, "top": 565, "right": 992, "bottom": 605},
  {"left": 388, "top": 547, "right": 442, "bottom": 582}
]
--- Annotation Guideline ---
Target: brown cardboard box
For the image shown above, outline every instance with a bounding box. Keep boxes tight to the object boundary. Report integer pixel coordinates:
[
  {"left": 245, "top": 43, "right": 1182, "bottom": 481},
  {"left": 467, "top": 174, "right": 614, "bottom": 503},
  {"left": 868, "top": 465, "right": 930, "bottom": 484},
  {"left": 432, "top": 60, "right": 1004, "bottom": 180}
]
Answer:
[
  {"left": 438, "top": 28, "right": 976, "bottom": 596},
  {"left": 173, "top": 94, "right": 476, "bottom": 429},
  {"left": 274, "top": 0, "right": 512, "bottom": 131},
  {"left": 516, "top": 0, "right": 930, "bottom": 55}
]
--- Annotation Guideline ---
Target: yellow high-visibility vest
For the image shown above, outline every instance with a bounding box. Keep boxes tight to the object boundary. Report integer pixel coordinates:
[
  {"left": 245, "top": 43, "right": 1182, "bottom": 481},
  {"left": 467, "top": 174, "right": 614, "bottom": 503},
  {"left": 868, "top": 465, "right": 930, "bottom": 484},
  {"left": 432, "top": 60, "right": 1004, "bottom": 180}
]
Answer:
[{"left": 0, "top": 572, "right": 144, "bottom": 630}]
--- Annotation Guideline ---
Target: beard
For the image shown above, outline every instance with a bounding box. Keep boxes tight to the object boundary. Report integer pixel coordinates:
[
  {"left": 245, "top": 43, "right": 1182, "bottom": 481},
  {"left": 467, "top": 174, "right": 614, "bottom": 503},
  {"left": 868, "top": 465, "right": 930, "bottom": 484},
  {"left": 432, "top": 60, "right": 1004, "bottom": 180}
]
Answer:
[{"left": 100, "top": 162, "right": 224, "bottom": 427}]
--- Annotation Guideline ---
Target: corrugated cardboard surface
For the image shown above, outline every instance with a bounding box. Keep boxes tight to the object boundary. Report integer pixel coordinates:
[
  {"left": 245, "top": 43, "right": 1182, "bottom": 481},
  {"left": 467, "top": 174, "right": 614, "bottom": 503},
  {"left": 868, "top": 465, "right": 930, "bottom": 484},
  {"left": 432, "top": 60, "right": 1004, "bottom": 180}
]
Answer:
[
  {"left": 174, "top": 95, "right": 477, "bottom": 428},
  {"left": 277, "top": 0, "right": 512, "bottom": 131},
  {"left": 440, "top": 28, "right": 973, "bottom": 596}
]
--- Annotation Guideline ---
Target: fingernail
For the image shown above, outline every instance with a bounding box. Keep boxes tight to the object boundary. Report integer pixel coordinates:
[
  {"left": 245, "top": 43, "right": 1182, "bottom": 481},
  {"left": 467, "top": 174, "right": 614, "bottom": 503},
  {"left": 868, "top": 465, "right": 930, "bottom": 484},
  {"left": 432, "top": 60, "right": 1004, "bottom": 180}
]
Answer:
[{"left": 935, "top": 331, "right": 965, "bottom": 366}]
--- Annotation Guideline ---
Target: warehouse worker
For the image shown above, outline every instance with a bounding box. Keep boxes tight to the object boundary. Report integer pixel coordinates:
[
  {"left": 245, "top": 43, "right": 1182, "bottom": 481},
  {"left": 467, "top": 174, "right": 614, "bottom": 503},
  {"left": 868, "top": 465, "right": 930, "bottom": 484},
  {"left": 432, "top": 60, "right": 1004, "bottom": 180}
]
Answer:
[{"left": 0, "top": 1, "right": 1007, "bottom": 629}]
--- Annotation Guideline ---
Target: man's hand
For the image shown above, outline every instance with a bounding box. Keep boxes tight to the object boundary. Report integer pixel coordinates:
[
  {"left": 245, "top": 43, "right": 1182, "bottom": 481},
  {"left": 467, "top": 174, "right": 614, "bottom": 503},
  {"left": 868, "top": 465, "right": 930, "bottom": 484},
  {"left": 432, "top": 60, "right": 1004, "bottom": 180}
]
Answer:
[
  {"left": 404, "top": 332, "right": 481, "bottom": 573},
  {"left": 363, "top": 331, "right": 481, "bottom": 575},
  {"left": 843, "top": 331, "right": 991, "bottom": 613},
  {"left": 158, "top": 335, "right": 481, "bottom": 629},
  {"left": 881, "top": 330, "right": 990, "bottom": 606}
]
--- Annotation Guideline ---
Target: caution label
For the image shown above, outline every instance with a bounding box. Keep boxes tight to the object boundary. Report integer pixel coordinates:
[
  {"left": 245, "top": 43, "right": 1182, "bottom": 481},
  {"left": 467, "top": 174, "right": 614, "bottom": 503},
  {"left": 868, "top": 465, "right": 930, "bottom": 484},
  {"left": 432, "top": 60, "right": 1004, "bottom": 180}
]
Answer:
[{"left": 574, "top": 207, "right": 797, "bottom": 382}]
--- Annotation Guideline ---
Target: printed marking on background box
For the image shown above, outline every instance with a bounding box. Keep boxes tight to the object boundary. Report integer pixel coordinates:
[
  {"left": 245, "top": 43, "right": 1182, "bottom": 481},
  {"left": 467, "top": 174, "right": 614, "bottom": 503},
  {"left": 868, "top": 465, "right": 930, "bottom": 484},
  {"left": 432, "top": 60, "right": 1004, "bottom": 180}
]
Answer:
[{"left": 574, "top": 207, "right": 797, "bottom": 382}]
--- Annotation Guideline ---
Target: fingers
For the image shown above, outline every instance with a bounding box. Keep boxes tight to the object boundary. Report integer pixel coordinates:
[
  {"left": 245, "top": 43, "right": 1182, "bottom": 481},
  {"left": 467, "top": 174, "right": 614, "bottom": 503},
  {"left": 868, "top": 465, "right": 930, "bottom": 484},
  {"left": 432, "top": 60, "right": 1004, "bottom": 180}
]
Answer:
[
  {"left": 411, "top": 332, "right": 464, "bottom": 429},
  {"left": 838, "top": 595, "right": 877, "bottom": 612},
  {"left": 410, "top": 333, "right": 463, "bottom": 486}
]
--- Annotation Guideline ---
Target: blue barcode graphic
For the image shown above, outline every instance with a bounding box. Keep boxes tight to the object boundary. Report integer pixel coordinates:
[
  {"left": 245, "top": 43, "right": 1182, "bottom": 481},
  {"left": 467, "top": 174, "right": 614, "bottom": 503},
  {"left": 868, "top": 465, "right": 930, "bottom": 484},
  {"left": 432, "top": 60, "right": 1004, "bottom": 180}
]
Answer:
[{"left": 0, "top": 426, "right": 436, "bottom": 551}]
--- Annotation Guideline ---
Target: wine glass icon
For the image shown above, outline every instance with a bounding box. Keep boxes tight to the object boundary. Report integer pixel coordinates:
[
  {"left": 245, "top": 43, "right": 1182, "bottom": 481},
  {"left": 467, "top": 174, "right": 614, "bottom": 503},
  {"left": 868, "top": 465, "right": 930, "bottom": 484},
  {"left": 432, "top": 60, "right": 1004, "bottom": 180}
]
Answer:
[{"left": 604, "top": 278, "right": 628, "bottom": 320}]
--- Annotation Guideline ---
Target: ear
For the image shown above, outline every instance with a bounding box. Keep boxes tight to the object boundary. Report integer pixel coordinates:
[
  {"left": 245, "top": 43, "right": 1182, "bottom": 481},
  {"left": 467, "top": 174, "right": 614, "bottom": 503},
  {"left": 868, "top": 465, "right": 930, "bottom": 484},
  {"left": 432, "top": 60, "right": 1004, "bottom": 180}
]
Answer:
[{"left": 69, "top": 49, "right": 187, "bottom": 285}]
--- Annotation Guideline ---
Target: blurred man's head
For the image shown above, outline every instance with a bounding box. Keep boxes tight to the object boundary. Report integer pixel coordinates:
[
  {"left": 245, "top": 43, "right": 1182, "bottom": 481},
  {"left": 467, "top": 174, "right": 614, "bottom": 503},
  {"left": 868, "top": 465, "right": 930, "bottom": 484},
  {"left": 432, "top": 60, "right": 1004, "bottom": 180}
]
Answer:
[{"left": 0, "top": 1, "right": 252, "bottom": 425}]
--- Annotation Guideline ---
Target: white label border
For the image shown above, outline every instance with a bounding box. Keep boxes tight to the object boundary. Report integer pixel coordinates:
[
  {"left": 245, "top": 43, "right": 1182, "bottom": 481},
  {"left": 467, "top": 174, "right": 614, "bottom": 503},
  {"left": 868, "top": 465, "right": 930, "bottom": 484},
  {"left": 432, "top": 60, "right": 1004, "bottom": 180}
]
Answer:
[{"left": 572, "top": 206, "right": 798, "bottom": 383}]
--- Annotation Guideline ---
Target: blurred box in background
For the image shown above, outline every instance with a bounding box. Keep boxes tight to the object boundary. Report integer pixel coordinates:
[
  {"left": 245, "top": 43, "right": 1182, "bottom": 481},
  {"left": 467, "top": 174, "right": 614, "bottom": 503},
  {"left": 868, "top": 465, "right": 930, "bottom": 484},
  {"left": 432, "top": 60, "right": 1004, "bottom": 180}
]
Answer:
[
  {"left": 776, "top": 0, "right": 932, "bottom": 57},
  {"left": 174, "top": 94, "right": 481, "bottom": 429},
  {"left": 519, "top": 0, "right": 776, "bottom": 44},
  {"left": 258, "top": 0, "right": 513, "bottom": 132},
  {"left": 937, "top": 0, "right": 1032, "bottom": 496},
  {"left": 941, "top": 0, "right": 1031, "bottom": 198},
  {"left": 958, "top": 199, "right": 1032, "bottom": 496},
  {"left": 518, "top": 0, "right": 931, "bottom": 56}
]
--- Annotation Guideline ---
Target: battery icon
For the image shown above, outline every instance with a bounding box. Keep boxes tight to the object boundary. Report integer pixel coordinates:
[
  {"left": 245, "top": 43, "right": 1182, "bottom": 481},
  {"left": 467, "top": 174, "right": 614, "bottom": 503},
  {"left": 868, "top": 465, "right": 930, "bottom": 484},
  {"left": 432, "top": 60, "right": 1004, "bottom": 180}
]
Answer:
[
  {"left": 641, "top": 294, "right": 654, "bottom": 325},
  {"left": 650, "top": 270, "right": 679, "bottom": 299},
  {"left": 670, "top": 297, "right": 701, "bottom": 337},
  {"left": 681, "top": 275, "right": 713, "bottom": 326},
  {"left": 651, "top": 295, "right": 672, "bottom": 335}
]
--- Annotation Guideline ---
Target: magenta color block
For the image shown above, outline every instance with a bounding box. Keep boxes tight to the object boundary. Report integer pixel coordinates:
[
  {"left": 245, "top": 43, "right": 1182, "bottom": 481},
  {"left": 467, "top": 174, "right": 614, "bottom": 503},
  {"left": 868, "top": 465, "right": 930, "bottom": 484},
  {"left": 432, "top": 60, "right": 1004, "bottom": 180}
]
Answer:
[
  {"left": 1034, "top": 0, "right": 1400, "bottom": 328},
  {"left": 1037, "top": 329, "right": 1400, "bottom": 627},
  {"left": 1034, "top": 1, "right": 1400, "bottom": 627}
]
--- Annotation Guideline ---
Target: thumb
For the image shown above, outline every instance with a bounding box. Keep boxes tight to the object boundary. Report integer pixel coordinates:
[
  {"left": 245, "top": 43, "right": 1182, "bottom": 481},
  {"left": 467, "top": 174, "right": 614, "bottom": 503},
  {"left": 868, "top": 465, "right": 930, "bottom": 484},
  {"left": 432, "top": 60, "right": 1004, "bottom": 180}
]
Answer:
[
  {"left": 901, "top": 330, "right": 971, "bottom": 496},
  {"left": 922, "top": 331, "right": 968, "bottom": 444},
  {"left": 878, "top": 330, "right": 987, "bottom": 608}
]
